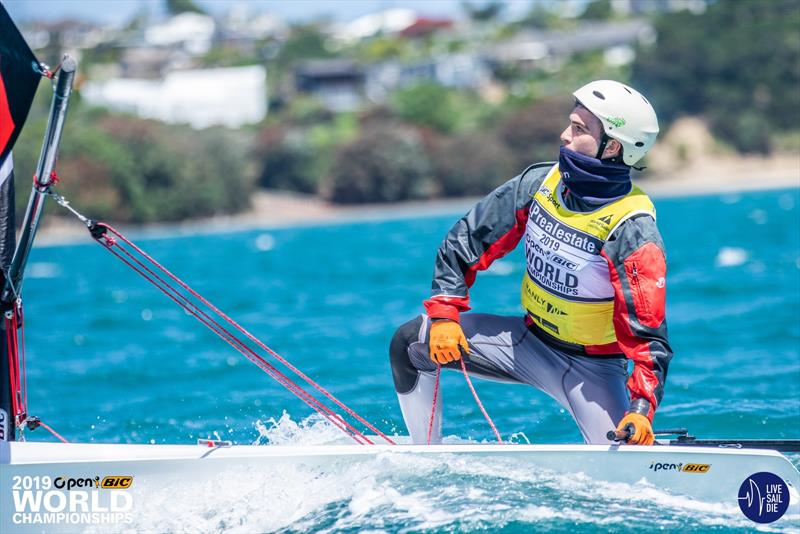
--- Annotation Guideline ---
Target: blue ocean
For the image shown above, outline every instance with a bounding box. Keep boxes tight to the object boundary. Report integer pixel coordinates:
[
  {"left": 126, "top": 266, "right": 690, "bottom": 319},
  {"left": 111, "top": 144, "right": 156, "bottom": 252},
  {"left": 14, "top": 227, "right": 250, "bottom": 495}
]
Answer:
[{"left": 19, "top": 187, "right": 800, "bottom": 532}]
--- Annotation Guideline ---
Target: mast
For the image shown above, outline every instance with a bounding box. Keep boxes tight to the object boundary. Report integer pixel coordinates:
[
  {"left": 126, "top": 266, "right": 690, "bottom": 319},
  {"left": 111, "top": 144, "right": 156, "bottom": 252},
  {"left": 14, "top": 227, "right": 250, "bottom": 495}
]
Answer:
[
  {"left": 0, "top": 58, "right": 76, "bottom": 441},
  {"left": 3, "top": 57, "right": 76, "bottom": 301}
]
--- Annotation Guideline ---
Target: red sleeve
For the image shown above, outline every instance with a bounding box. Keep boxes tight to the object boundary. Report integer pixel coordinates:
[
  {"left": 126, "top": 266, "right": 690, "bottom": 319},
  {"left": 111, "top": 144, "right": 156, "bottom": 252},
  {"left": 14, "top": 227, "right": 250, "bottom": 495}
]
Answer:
[{"left": 602, "top": 225, "right": 672, "bottom": 422}]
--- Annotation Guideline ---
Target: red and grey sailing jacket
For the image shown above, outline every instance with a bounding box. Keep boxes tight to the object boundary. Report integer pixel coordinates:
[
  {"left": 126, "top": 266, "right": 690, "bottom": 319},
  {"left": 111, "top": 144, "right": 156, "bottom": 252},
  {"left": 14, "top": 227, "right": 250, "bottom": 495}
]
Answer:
[{"left": 424, "top": 162, "right": 673, "bottom": 420}]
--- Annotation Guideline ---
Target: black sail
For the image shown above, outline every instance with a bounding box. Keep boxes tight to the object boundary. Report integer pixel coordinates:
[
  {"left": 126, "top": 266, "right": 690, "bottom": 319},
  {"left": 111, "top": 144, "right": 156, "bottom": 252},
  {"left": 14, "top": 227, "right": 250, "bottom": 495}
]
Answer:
[
  {"left": 0, "top": 2, "right": 41, "bottom": 164},
  {"left": 0, "top": 2, "right": 40, "bottom": 442}
]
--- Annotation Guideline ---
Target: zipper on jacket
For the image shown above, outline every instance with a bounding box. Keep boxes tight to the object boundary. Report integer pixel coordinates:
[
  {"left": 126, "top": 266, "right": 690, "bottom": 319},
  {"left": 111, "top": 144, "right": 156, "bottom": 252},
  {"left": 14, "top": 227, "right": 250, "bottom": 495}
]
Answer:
[{"left": 629, "top": 261, "right": 651, "bottom": 319}]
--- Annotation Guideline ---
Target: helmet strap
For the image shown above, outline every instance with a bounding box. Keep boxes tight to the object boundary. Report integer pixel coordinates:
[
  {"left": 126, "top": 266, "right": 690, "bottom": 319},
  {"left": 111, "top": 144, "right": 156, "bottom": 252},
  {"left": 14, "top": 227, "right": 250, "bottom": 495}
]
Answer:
[
  {"left": 596, "top": 133, "right": 625, "bottom": 164},
  {"left": 595, "top": 133, "right": 611, "bottom": 160}
]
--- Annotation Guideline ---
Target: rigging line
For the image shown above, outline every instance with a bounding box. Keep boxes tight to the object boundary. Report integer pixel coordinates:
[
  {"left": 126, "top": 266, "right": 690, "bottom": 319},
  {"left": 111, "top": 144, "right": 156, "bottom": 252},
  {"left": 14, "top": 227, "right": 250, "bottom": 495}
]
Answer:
[
  {"left": 102, "top": 242, "right": 373, "bottom": 445},
  {"left": 48, "top": 193, "right": 393, "bottom": 444},
  {"left": 47, "top": 189, "right": 371, "bottom": 442},
  {"left": 427, "top": 365, "right": 441, "bottom": 445},
  {"left": 37, "top": 421, "right": 68, "bottom": 443},
  {"left": 16, "top": 303, "right": 28, "bottom": 418},
  {"left": 5, "top": 316, "right": 20, "bottom": 421},
  {"left": 97, "top": 223, "right": 396, "bottom": 445},
  {"left": 104, "top": 241, "right": 371, "bottom": 445},
  {"left": 105, "top": 244, "right": 371, "bottom": 445},
  {"left": 11, "top": 312, "right": 22, "bottom": 416},
  {"left": 459, "top": 357, "right": 503, "bottom": 444}
]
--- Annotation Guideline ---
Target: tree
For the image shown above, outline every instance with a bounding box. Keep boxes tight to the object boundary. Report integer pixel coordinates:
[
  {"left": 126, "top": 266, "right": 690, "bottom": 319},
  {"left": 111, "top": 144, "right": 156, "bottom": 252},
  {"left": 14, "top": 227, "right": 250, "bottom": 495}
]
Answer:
[
  {"left": 391, "top": 84, "right": 459, "bottom": 134},
  {"left": 322, "top": 123, "right": 432, "bottom": 204},
  {"left": 432, "top": 132, "right": 516, "bottom": 196},
  {"left": 165, "top": 0, "right": 205, "bottom": 15},
  {"left": 462, "top": 1, "right": 504, "bottom": 22},
  {"left": 254, "top": 126, "right": 317, "bottom": 194},
  {"left": 632, "top": 0, "right": 800, "bottom": 153},
  {"left": 580, "top": 0, "right": 613, "bottom": 21}
]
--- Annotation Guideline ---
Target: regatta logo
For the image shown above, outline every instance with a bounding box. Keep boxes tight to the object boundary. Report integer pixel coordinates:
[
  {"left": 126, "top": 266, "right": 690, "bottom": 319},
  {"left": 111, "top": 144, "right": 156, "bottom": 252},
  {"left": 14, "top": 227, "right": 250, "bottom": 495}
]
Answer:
[
  {"left": 656, "top": 277, "right": 666, "bottom": 289},
  {"left": 11, "top": 475, "right": 134, "bottom": 526},
  {"left": 649, "top": 461, "right": 710, "bottom": 473},
  {"left": 597, "top": 215, "right": 613, "bottom": 225}
]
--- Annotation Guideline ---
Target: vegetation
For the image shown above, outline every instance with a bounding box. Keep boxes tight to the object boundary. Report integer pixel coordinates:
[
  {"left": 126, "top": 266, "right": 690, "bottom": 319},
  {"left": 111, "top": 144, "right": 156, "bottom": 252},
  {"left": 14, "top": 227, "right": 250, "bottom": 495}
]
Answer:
[
  {"left": 14, "top": 98, "right": 250, "bottom": 223},
  {"left": 322, "top": 122, "right": 432, "bottom": 203},
  {"left": 633, "top": 0, "right": 800, "bottom": 154}
]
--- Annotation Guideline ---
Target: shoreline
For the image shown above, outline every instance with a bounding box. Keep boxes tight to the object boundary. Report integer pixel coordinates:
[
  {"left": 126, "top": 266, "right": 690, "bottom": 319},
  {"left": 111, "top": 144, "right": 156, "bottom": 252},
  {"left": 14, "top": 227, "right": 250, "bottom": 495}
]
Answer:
[{"left": 33, "top": 162, "right": 799, "bottom": 247}]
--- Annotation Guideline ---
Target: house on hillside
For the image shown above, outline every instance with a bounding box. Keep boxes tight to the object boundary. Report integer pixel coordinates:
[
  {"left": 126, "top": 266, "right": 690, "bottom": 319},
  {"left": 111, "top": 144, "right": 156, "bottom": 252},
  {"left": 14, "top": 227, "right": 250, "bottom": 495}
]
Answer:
[
  {"left": 490, "top": 19, "right": 654, "bottom": 70},
  {"left": 398, "top": 17, "right": 454, "bottom": 39},
  {"left": 144, "top": 12, "right": 215, "bottom": 55},
  {"left": 366, "top": 53, "right": 492, "bottom": 102},
  {"left": 82, "top": 65, "right": 268, "bottom": 129},
  {"left": 294, "top": 60, "right": 365, "bottom": 112}
]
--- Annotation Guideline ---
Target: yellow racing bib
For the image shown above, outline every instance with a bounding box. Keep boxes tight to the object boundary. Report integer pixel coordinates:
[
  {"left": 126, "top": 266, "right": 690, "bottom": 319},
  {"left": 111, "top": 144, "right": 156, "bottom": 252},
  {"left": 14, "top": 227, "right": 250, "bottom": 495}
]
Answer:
[{"left": 521, "top": 165, "right": 655, "bottom": 347}]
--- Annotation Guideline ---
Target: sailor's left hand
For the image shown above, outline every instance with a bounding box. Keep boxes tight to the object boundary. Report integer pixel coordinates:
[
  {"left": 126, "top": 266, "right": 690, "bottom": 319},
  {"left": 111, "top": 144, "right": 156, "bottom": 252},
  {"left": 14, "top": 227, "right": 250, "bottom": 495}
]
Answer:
[
  {"left": 429, "top": 319, "right": 469, "bottom": 365},
  {"left": 615, "top": 412, "right": 654, "bottom": 445}
]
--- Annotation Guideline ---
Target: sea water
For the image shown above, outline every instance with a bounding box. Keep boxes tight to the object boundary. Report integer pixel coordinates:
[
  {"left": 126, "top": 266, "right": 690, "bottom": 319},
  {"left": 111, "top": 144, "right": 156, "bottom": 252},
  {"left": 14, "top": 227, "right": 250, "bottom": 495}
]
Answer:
[{"left": 19, "top": 187, "right": 800, "bottom": 532}]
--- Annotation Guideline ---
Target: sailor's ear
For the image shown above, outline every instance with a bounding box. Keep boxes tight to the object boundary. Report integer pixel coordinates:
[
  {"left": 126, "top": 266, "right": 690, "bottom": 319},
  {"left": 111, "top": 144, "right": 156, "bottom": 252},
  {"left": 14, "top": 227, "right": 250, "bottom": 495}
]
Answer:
[{"left": 602, "top": 138, "right": 622, "bottom": 159}]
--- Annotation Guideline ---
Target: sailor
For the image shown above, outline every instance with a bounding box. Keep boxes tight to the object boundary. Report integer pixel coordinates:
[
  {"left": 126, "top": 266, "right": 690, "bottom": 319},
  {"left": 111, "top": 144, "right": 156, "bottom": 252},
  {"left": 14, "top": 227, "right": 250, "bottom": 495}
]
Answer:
[{"left": 390, "top": 80, "right": 672, "bottom": 445}]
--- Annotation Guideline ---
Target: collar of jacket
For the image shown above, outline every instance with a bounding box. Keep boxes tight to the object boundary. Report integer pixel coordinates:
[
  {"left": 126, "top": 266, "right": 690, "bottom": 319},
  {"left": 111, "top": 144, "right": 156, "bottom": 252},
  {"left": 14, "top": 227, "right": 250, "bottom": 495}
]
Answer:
[{"left": 558, "top": 146, "right": 631, "bottom": 203}]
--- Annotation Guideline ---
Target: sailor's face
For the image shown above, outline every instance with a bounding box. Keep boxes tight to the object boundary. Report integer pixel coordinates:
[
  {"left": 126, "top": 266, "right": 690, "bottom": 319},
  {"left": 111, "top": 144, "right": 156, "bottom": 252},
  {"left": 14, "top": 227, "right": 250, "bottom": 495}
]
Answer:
[{"left": 560, "top": 105, "right": 604, "bottom": 157}]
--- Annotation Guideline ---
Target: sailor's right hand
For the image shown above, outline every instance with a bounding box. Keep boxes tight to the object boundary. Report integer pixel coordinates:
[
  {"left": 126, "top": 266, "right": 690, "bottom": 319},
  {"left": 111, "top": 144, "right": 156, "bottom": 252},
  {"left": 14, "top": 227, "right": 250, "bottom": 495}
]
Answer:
[
  {"left": 429, "top": 319, "right": 470, "bottom": 364},
  {"left": 615, "top": 412, "right": 654, "bottom": 445}
]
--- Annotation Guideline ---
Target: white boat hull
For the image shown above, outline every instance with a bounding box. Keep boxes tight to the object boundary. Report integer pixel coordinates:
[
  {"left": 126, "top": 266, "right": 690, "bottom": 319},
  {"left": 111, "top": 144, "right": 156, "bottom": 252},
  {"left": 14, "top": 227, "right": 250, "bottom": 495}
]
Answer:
[{"left": 2, "top": 440, "right": 798, "bottom": 532}]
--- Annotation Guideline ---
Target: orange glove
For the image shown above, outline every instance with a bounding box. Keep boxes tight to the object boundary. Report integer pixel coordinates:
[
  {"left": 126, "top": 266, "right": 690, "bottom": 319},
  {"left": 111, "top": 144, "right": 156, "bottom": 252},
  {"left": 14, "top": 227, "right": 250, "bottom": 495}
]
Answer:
[
  {"left": 429, "top": 320, "right": 469, "bottom": 365},
  {"left": 616, "top": 412, "right": 654, "bottom": 445}
]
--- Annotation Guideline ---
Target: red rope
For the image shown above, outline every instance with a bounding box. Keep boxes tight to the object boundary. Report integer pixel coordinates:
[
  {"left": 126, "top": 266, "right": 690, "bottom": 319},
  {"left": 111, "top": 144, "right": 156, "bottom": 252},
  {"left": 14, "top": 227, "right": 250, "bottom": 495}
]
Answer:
[
  {"left": 5, "top": 306, "right": 27, "bottom": 426},
  {"left": 18, "top": 307, "right": 28, "bottom": 419},
  {"left": 103, "top": 242, "right": 373, "bottom": 445},
  {"left": 36, "top": 420, "right": 68, "bottom": 443},
  {"left": 94, "top": 224, "right": 393, "bottom": 445},
  {"left": 107, "top": 244, "right": 371, "bottom": 444},
  {"left": 459, "top": 357, "right": 502, "bottom": 443},
  {"left": 102, "top": 225, "right": 395, "bottom": 444},
  {"left": 99, "top": 223, "right": 394, "bottom": 444},
  {"left": 426, "top": 365, "right": 441, "bottom": 445},
  {"left": 5, "top": 315, "right": 19, "bottom": 421}
]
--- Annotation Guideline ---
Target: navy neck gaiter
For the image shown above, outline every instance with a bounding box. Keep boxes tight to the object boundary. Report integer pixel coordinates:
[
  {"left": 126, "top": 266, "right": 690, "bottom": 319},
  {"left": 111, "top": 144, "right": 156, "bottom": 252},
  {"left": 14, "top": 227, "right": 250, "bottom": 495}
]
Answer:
[{"left": 558, "top": 146, "right": 631, "bottom": 202}]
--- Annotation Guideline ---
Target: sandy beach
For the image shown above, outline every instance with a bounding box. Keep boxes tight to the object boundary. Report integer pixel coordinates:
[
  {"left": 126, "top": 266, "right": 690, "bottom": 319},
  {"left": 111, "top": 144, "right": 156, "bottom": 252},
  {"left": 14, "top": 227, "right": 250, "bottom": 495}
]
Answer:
[{"left": 32, "top": 151, "right": 798, "bottom": 247}]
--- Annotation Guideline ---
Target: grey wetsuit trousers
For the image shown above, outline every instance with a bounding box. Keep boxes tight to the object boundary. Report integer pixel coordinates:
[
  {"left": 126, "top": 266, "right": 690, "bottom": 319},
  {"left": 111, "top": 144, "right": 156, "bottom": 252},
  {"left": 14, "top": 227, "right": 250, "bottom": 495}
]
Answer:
[{"left": 389, "top": 313, "right": 631, "bottom": 445}]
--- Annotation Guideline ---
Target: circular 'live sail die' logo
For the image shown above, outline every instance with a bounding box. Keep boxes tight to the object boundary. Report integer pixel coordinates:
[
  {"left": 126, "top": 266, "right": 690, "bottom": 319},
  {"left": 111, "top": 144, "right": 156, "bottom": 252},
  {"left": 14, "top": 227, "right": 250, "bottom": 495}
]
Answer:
[{"left": 738, "top": 472, "right": 790, "bottom": 523}]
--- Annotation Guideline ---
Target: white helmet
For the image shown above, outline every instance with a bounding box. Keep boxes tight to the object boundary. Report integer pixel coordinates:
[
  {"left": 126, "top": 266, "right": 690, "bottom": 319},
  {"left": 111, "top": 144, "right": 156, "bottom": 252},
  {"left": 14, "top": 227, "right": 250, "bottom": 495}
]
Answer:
[{"left": 573, "top": 80, "right": 659, "bottom": 166}]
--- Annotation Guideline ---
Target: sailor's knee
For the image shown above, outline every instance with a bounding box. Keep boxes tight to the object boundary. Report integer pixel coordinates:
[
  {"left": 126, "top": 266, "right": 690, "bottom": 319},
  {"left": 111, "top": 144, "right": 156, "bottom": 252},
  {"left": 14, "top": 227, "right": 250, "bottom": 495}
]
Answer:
[{"left": 389, "top": 316, "right": 424, "bottom": 394}]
